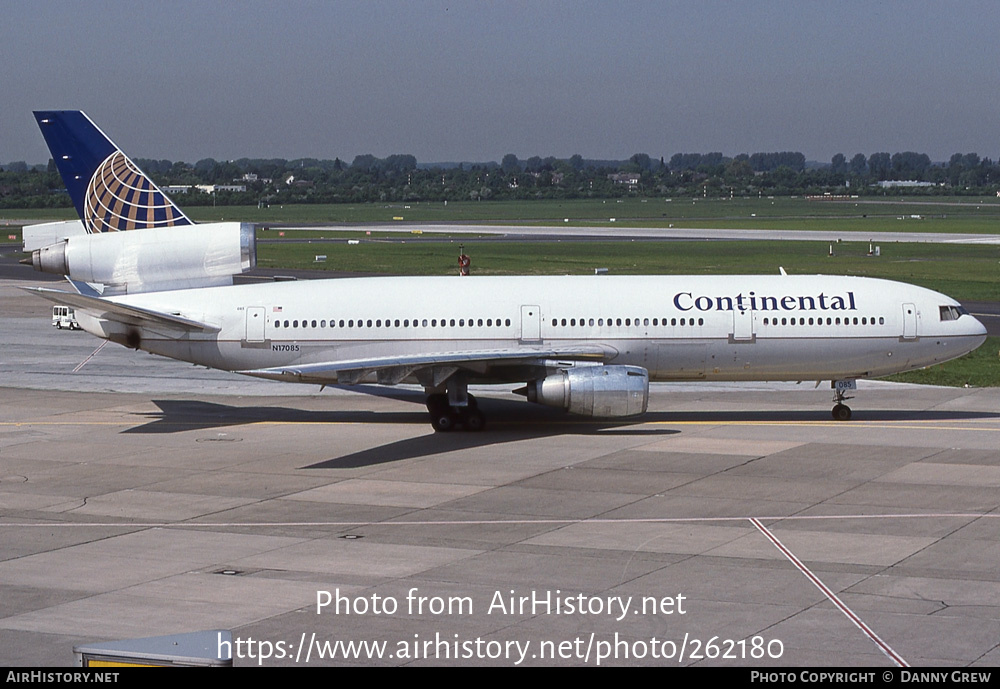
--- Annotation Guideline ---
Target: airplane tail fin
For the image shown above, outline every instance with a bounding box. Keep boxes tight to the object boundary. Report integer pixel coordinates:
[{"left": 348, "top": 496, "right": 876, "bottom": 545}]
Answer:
[{"left": 33, "top": 111, "right": 193, "bottom": 234}]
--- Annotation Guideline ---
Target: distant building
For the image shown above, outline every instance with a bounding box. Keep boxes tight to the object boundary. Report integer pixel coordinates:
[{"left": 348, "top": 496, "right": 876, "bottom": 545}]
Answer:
[
  {"left": 161, "top": 184, "right": 246, "bottom": 195},
  {"left": 197, "top": 184, "right": 246, "bottom": 194},
  {"left": 608, "top": 173, "right": 641, "bottom": 188},
  {"left": 235, "top": 173, "right": 271, "bottom": 184},
  {"left": 876, "top": 180, "right": 936, "bottom": 188}
]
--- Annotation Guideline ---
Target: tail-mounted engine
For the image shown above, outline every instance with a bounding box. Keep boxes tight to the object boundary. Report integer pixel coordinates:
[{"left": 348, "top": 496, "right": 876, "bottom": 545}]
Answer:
[{"left": 23, "top": 221, "right": 255, "bottom": 294}]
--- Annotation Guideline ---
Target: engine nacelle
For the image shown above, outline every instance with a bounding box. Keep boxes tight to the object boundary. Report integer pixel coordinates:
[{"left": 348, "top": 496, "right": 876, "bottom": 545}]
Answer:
[
  {"left": 25, "top": 222, "right": 255, "bottom": 294},
  {"left": 525, "top": 365, "right": 649, "bottom": 417}
]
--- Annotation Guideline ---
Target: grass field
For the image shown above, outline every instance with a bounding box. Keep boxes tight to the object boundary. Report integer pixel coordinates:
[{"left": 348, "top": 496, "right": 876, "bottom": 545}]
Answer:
[
  {"left": 191, "top": 196, "right": 1000, "bottom": 231},
  {"left": 887, "top": 336, "right": 1000, "bottom": 387},
  {"left": 10, "top": 195, "right": 1000, "bottom": 229},
  {"left": 259, "top": 234, "right": 999, "bottom": 387},
  {"left": 259, "top": 238, "right": 1000, "bottom": 302}
]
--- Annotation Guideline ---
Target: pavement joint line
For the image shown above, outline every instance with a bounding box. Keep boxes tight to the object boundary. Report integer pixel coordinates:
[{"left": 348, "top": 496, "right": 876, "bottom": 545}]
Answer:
[
  {"left": 1, "top": 512, "right": 996, "bottom": 529},
  {"left": 749, "top": 517, "right": 909, "bottom": 668}
]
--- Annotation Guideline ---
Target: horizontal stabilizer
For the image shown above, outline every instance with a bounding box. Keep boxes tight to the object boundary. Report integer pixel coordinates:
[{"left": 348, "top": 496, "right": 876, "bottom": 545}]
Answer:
[
  {"left": 22, "top": 287, "right": 219, "bottom": 333},
  {"left": 65, "top": 277, "right": 104, "bottom": 298}
]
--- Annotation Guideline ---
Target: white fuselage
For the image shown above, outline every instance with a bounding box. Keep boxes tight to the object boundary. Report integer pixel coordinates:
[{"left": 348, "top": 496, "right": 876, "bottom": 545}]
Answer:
[{"left": 79, "top": 274, "right": 987, "bottom": 386}]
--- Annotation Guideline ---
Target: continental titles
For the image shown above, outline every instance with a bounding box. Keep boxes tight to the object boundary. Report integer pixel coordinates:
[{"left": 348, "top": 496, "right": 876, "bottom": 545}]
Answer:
[{"left": 673, "top": 291, "right": 856, "bottom": 313}]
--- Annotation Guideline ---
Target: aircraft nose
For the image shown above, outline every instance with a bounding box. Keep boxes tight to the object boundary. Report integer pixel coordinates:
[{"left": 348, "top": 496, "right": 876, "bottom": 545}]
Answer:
[
  {"left": 967, "top": 314, "right": 988, "bottom": 337},
  {"left": 962, "top": 314, "right": 988, "bottom": 351}
]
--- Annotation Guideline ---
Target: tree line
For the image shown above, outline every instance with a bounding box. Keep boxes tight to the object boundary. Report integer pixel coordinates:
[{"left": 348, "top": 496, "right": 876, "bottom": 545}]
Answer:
[{"left": 1, "top": 149, "right": 997, "bottom": 210}]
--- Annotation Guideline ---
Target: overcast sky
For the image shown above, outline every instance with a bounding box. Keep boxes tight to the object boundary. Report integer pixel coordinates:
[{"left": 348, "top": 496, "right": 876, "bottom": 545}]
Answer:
[{"left": 2, "top": 0, "right": 998, "bottom": 165}]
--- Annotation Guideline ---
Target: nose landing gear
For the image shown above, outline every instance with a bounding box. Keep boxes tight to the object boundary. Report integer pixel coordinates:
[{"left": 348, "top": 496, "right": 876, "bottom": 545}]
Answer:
[
  {"left": 831, "top": 380, "right": 856, "bottom": 421},
  {"left": 832, "top": 403, "right": 852, "bottom": 421}
]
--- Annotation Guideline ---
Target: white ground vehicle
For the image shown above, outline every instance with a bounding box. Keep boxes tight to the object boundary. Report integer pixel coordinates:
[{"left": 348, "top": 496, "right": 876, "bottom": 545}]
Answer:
[{"left": 51, "top": 305, "right": 80, "bottom": 330}]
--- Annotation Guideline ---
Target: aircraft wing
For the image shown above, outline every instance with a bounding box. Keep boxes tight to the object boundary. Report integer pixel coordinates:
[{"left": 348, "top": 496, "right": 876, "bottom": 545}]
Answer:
[
  {"left": 22, "top": 287, "right": 220, "bottom": 333},
  {"left": 238, "top": 344, "right": 618, "bottom": 386}
]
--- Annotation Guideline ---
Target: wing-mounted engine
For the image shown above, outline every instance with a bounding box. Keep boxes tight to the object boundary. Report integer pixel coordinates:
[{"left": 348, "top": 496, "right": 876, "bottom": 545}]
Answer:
[
  {"left": 519, "top": 365, "right": 649, "bottom": 417},
  {"left": 23, "top": 221, "right": 255, "bottom": 294}
]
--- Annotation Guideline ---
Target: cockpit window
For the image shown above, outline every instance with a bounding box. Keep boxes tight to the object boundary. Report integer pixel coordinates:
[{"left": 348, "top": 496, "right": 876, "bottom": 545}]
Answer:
[{"left": 939, "top": 305, "right": 963, "bottom": 321}]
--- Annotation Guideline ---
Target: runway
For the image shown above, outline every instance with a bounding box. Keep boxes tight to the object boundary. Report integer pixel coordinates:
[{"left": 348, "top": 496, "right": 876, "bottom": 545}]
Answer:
[
  {"left": 282, "top": 223, "right": 1000, "bottom": 245},
  {"left": 2, "top": 279, "right": 1000, "bottom": 667}
]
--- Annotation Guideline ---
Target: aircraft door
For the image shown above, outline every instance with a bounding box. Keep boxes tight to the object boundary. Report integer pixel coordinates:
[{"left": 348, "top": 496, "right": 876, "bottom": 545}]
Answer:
[
  {"left": 902, "top": 303, "right": 917, "bottom": 340},
  {"left": 520, "top": 305, "right": 541, "bottom": 342},
  {"left": 245, "top": 306, "right": 266, "bottom": 343},
  {"left": 732, "top": 306, "right": 755, "bottom": 342}
]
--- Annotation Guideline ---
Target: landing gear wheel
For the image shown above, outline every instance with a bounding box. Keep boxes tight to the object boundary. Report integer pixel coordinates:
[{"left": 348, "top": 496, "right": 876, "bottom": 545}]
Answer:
[
  {"left": 427, "top": 394, "right": 455, "bottom": 432},
  {"left": 463, "top": 408, "right": 486, "bottom": 432},
  {"left": 426, "top": 383, "right": 486, "bottom": 432},
  {"left": 430, "top": 410, "right": 457, "bottom": 432},
  {"left": 832, "top": 403, "right": 852, "bottom": 421}
]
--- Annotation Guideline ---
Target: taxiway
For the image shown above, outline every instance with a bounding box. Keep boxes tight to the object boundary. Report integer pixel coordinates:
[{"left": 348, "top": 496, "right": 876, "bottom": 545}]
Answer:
[{"left": 1, "top": 279, "right": 999, "bottom": 666}]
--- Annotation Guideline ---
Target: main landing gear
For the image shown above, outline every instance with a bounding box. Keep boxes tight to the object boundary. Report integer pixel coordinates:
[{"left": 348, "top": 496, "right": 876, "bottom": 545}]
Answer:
[
  {"left": 831, "top": 380, "right": 856, "bottom": 421},
  {"left": 425, "top": 389, "right": 486, "bottom": 433}
]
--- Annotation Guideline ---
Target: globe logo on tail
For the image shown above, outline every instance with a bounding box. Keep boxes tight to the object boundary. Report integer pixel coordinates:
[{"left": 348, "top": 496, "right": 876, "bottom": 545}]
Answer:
[{"left": 84, "top": 151, "right": 187, "bottom": 233}]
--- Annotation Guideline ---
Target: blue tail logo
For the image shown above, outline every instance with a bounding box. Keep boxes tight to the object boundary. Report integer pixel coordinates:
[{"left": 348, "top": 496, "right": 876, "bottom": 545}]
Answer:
[{"left": 35, "top": 111, "right": 193, "bottom": 234}]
